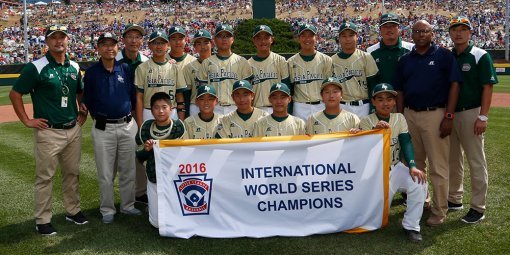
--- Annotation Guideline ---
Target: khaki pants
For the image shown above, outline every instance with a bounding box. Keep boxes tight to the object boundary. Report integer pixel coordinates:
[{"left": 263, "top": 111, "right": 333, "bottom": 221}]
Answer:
[
  {"left": 34, "top": 125, "right": 82, "bottom": 224},
  {"left": 404, "top": 108, "right": 450, "bottom": 218},
  {"left": 91, "top": 119, "right": 137, "bottom": 216},
  {"left": 449, "top": 107, "right": 487, "bottom": 213}
]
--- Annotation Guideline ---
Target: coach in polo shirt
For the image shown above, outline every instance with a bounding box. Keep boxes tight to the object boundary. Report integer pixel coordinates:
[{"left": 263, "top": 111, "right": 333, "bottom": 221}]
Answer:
[
  {"left": 10, "top": 24, "right": 88, "bottom": 235},
  {"left": 393, "top": 20, "right": 461, "bottom": 227},
  {"left": 83, "top": 32, "right": 141, "bottom": 224}
]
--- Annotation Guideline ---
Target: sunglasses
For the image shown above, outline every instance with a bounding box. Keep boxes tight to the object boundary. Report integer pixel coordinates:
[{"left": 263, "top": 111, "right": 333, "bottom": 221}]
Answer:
[
  {"left": 49, "top": 26, "right": 67, "bottom": 32},
  {"left": 451, "top": 17, "right": 470, "bottom": 25}
]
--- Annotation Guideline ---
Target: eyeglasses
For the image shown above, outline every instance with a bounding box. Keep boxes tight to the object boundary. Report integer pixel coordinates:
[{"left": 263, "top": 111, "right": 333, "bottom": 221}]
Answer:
[
  {"left": 412, "top": 29, "right": 431, "bottom": 34},
  {"left": 124, "top": 36, "right": 143, "bottom": 41}
]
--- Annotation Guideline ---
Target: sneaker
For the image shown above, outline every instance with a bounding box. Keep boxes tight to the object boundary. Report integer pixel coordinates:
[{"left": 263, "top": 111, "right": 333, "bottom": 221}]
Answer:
[
  {"left": 120, "top": 208, "right": 142, "bottom": 216},
  {"left": 36, "top": 223, "right": 57, "bottom": 236},
  {"left": 102, "top": 214, "right": 114, "bottom": 224},
  {"left": 403, "top": 228, "right": 422, "bottom": 242},
  {"left": 65, "top": 211, "right": 88, "bottom": 225},
  {"left": 461, "top": 208, "right": 485, "bottom": 224},
  {"left": 448, "top": 201, "right": 464, "bottom": 211},
  {"left": 135, "top": 194, "right": 148, "bottom": 205}
]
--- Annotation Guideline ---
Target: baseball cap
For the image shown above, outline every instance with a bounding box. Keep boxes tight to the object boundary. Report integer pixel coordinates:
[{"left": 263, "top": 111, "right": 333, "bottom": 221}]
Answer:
[
  {"left": 196, "top": 85, "right": 217, "bottom": 98},
  {"left": 193, "top": 29, "right": 213, "bottom": 43},
  {"left": 149, "top": 31, "right": 169, "bottom": 42},
  {"left": 298, "top": 24, "right": 318, "bottom": 35},
  {"left": 45, "top": 25, "right": 68, "bottom": 38},
  {"left": 122, "top": 24, "right": 145, "bottom": 37},
  {"left": 97, "top": 32, "right": 119, "bottom": 44},
  {"left": 321, "top": 77, "right": 343, "bottom": 91},
  {"left": 372, "top": 83, "right": 398, "bottom": 97},
  {"left": 215, "top": 24, "right": 234, "bottom": 36},
  {"left": 269, "top": 82, "right": 291, "bottom": 96},
  {"left": 380, "top": 13, "right": 400, "bottom": 26},
  {"left": 168, "top": 26, "right": 186, "bottom": 37},
  {"left": 252, "top": 25, "right": 273, "bottom": 37},
  {"left": 232, "top": 80, "right": 254, "bottom": 93},
  {"left": 339, "top": 22, "right": 358, "bottom": 34},
  {"left": 449, "top": 16, "right": 473, "bottom": 30}
]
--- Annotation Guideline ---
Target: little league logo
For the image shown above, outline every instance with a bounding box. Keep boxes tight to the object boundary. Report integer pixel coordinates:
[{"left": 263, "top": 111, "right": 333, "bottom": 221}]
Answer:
[{"left": 174, "top": 174, "right": 213, "bottom": 216}]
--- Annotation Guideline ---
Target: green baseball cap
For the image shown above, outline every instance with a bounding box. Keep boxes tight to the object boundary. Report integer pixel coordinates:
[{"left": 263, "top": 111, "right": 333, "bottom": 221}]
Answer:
[
  {"left": 232, "top": 80, "right": 254, "bottom": 93},
  {"left": 168, "top": 26, "right": 186, "bottom": 37},
  {"left": 215, "top": 24, "right": 234, "bottom": 36},
  {"left": 339, "top": 22, "right": 358, "bottom": 34},
  {"left": 196, "top": 85, "right": 217, "bottom": 98},
  {"left": 97, "top": 32, "right": 119, "bottom": 44},
  {"left": 449, "top": 16, "right": 473, "bottom": 30},
  {"left": 321, "top": 77, "right": 343, "bottom": 91},
  {"left": 123, "top": 24, "right": 145, "bottom": 37},
  {"left": 252, "top": 25, "right": 273, "bottom": 37},
  {"left": 45, "top": 25, "right": 68, "bottom": 38},
  {"left": 372, "top": 83, "right": 398, "bottom": 97},
  {"left": 380, "top": 13, "right": 400, "bottom": 26},
  {"left": 193, "top": 29, "right": 213, "bottom": 42},
  {"left": 298, "top": 24, "right": 318, "bottom": 35},
  {"left": 149, "top": 31, "right": 169, "bottom": 42},
  {"left": 269, "top": 82, "right": 291, "bottom": 96}
]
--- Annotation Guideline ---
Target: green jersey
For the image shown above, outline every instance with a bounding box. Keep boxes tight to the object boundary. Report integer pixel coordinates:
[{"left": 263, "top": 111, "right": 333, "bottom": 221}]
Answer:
[{"left": 367, "top": 38, "right": 414, "bottom": 84}]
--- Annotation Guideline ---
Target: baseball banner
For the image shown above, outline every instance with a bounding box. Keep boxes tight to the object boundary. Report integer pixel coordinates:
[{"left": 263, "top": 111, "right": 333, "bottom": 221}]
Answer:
[{"left": 154, "top": 130, "right": 390, "bottom": 238}]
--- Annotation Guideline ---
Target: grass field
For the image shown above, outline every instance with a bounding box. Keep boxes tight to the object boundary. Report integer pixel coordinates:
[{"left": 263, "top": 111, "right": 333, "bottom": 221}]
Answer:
[{"left": 0, "top": 108, "right": 509, "bottom": 254}]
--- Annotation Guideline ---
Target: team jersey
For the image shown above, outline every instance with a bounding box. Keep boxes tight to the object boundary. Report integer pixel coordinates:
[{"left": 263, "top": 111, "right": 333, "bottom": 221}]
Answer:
[
  {"left": 198, "top": 53, "right": 253, "bottom": 106},
  {"left": 332, "top": 49, "right": 379, "bottom": 101},
  {"left": 183, "top": 59, "right": 203, "bottom": 104},
  {"left": 288, "top": 52, "right": 332, "bottom": 103},
  {"left": 367, "top": 38, "right": 414, "bottom": 84},
  {"left": 134, "top": 58, "right": 187, "bottom": 109},
  {"left": 169, "top": 53, "right": 196, "bottom": 71},
  {"left": 248, "top": 52, "right": 289, "bottom": 107},
  {"left": 305, "top": 110, "right": 360, "bottom": 135},
  {"left": 253, "top": 115, "right": 305, "bottom": 137},
  {"left": 215, "top": 108, "right": 268, "bottom": 138},
  {"left": 359, "top": 113, "right": 408, "bottom": 166},
  {"left": 184, "top": 113, "right": 222, "bottom": 139}
]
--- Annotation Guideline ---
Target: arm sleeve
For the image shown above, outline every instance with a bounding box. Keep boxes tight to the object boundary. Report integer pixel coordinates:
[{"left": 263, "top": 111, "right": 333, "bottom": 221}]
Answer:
[
  {"left": 398, "top": 132, "right": 417, "bottom": 168},
  {"left": 12, "top": 63, "right": 38, "bottom": 94}
]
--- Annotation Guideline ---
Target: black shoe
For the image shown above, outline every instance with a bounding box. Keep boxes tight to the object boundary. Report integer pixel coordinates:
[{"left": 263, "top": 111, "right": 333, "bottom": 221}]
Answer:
[
  {"left": 401, "top": 192, "right": 407, "bottom": 206},
  {"left": 136, "top": 194, "right": 148, "bottom": 204},
  {"left": 36, "top": 223, "right": 57, "bottom": 236},
  {"left": 461, "top": 208, "right": 485, "bottom": 224},
  {"left": 448, "top": 201, "right": 464, "bottom": 211},
  {"left": 403, "top": 228, "right": 422, "bottom": 242},
  {"left": 65, "top": 211, "right": 88, "bottom": 225}
]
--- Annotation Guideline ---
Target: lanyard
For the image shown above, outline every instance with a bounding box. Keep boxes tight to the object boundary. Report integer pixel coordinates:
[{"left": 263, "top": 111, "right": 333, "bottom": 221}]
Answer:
[{"left": 53, "top": 65, "right": 70, "bottom": 96}]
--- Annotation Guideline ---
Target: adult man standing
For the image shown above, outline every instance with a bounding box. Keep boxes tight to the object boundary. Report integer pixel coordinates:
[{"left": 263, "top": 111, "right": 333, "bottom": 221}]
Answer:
[
  {"left": 332, "top": 22, "right": 379, "bottom": 117},
  {"left": 367, "top": 13, "right": 414, "bottom": 85},
  {"left": 116, "top": 24, "right": 149, "bottom": 205},
  {"left": 9, "top": 25, "right": 88, "bottom": 235},
  {"left": 448, "top": 16, "right": 498, "bottom": 223},
  {"left": 393, "top": 20, "right": 462, "bottom": 226},
  {"left": 83, "top": 32, "right": 141, "bottom": 224}
]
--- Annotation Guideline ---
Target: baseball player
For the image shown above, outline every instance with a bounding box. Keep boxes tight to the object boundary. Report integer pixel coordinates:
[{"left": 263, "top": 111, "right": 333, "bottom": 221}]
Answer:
[
  {"left": 134, "top": 30, "right": 188, "bottom": 124},
  {"left": 332, "top": 22, "right": 379, "bottom": 117},
  {"left": 248, "top": 25, "right": 290, "bottom": 114},
  {"left": 359, "top": 83, "right": 427, "bottom": 242},
  {"left": 305, "top": 77, "right": 360, "bottom": 135},
  {"left": 136, "top": 92, "right": 188, "bottom": 228},
  {"left": 198, "top": 24, "right": 253, "bottom": 115},
  {"left": 184, "top": 85, "right": 222, "bottom": 139},
  {"left": 214, "top": 80, "right": 268, "bottom": 138},
  {"left": 183, "top": 29, "right": 213, "bottom": 116},
  {"left": 288, "top": 24, "right": 333, "bottom": 121},
  {"left": 254, "top": 83, "right": 305, "bottom": 137}
]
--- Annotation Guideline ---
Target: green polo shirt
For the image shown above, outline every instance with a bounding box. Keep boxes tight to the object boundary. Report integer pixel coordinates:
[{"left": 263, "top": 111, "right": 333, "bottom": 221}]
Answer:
[
  {"left": 118, "top": 49, "right": 147, "bottom": 71},
  {"left": 452, "top": 41, "right": 498, "bottom": 111},
  {"left": 368, "top": 37, "right": 414, "bottom": 84},
  {"left": 13, "top": 53, "right": 83, "bottom": 125}
]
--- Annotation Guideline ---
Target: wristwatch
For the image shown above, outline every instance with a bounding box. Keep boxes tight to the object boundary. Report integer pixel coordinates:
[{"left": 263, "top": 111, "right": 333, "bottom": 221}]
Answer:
[
  {"left": 478, "top": 115, "right": 488, "bottom": 122},
  {"left": 444, "top": 112, "right": 455, "bottom": 120}
]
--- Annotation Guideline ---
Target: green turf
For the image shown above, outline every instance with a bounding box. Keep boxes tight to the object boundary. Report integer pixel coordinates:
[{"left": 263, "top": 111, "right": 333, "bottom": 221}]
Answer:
[
  {"left": 494, "top": 75, "right": 510, "bottom": 93},
  {"left": 0, "top": 108, "right": 509, "bottom": 254},
  {"left": 0, "top": 86, "right": 31, "bottom": 106}
]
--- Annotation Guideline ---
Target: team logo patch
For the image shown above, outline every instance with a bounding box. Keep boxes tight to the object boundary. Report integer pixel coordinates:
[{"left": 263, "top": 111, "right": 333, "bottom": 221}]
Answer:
[
  {"left": 174, "top": 174, "right": 213, "bottom": 216},
  {"left": 462, "top": 63, "right": 471, "bottom": 71},
  {"left": 70, "top": 74, "right": 77, "bottom": 80},
  {"left": 117, "top": 75, "right": 124, "bottom": 83}
]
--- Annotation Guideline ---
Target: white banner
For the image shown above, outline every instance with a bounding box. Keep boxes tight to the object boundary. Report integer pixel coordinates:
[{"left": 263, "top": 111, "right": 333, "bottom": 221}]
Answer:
[{"left": 154, "top": 130, "right": 390, "bottom": 238}]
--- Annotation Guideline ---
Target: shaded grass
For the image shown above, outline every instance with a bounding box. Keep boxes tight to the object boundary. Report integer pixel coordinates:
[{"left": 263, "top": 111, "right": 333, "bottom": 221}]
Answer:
[
  {"left": 494, "top": 75, "right": 510, "bottom": 93},
  {"left": 0, "top": 86, "right": 31, "bottom": 106},
  {"left": 0, "top": 109, "right": 509, "bottom": 254}
]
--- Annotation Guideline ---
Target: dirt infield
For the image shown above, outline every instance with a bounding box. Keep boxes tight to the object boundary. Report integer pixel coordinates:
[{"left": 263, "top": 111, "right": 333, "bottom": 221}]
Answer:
[{"left": 0, "top": 94, "right": 508, "bottom": 124}]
